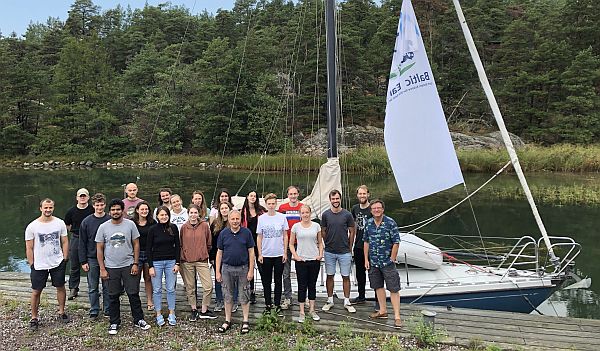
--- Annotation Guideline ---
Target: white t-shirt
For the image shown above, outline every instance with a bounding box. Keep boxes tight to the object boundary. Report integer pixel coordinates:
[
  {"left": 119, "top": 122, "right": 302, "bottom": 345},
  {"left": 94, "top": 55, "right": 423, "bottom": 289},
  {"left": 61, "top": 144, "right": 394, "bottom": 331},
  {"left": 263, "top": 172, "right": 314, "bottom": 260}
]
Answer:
[
  {"left": 170, "top": 207, "right": 188, "bottom": 231},
  {"left": 291, "top": 221, "right": 321, "bottom": 261},
  {"left": 257, "top": 212, "right": 289, "bottom": 257},
  {"left": 25, "top": 217, "right": 68, "bottom": 270}
]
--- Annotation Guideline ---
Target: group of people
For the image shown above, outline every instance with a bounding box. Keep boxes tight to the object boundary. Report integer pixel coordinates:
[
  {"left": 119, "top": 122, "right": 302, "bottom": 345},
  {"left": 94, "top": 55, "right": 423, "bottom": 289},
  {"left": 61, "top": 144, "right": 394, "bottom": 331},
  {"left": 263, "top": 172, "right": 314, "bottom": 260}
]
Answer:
[{"left": 24, "top": 182, "right": 403, "bottom": 335}]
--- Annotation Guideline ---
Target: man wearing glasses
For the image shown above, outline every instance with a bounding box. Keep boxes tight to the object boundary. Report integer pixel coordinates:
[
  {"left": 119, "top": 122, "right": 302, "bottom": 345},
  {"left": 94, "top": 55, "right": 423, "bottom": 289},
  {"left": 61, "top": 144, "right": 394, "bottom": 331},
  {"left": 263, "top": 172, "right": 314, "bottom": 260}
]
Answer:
[{"left": 64, "top": 188, "right": 94, "bottom": 300}]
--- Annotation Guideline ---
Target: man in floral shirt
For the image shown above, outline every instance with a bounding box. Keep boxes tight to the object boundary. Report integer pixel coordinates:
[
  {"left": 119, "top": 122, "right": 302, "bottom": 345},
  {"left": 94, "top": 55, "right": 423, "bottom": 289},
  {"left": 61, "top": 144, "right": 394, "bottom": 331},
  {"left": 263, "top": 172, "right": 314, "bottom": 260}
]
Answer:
[{"left": 363, "top": 199, "right": 402, "bottom": 328}]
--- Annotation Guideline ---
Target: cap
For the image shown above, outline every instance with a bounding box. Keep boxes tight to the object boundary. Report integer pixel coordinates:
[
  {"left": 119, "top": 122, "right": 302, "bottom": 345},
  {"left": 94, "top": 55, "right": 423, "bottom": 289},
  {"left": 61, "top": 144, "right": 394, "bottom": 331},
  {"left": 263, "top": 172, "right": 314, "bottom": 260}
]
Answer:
[{"left": 77, "top": 188, "right": 90, "bottom": 197}]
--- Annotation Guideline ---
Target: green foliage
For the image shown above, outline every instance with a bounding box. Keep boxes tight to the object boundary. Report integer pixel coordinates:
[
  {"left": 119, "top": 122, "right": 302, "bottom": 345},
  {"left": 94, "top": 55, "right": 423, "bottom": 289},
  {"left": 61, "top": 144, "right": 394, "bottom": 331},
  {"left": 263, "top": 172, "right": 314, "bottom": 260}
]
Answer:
[
  {"left": 408, "top": 317, "right": 444, "bottom": 348},
  {"left": 255, "top": 309, "right": 292, "bottom": 333},
  {"left": 0, "top": 0, "right": 599, "bottom": 158}
]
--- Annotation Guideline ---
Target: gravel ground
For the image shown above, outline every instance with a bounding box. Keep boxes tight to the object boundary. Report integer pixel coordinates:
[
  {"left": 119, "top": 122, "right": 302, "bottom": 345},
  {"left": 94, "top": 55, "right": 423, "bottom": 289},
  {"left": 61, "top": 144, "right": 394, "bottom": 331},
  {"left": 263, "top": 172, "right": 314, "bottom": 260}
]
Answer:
[{"left": 1, "top": 297, "right": 465, "bottom": 351}]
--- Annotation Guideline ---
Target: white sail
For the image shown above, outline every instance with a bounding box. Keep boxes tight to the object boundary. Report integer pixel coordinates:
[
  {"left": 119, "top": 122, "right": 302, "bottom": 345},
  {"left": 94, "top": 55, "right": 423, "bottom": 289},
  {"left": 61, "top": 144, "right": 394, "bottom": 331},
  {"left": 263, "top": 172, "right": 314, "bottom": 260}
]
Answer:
[
  {"left": 301, "top": 157, "right": 342, "bottom": 219},
  {"left": 385, "top": 0, "right": 464, "bottom": 202}
]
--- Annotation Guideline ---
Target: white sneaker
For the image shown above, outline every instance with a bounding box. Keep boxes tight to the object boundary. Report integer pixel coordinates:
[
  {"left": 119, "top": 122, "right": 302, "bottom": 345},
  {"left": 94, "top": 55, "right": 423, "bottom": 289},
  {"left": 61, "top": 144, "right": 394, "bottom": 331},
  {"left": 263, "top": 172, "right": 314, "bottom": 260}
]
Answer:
[
  {"left": 297, "top": 314, "right": 305, "bottom": 323},
  {"left": 108, "top": 323, "right": 119, "bottom": 335},
  {"left": 344, "top": 304, "right": 356, "bottom": 313},
  {"left": 281, "top": 298, "right": 291, "bottom": 310},
  {"left": 322, "top": 302, "right": 334, "bottom": 311},
  {"left": 310, "top": 312, "right": 320, "bottom": 321}
]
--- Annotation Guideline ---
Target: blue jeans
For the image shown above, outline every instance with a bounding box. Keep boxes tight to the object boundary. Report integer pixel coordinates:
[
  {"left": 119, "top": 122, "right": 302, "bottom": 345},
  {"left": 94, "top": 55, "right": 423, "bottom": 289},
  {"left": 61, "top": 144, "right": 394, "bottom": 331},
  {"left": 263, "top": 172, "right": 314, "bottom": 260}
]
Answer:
[
  {"left": 151, "top": 260, "right": 177, "bottom": 312},
  {"left": 86, "top": 258, "right": 109, "bottom": 315}
]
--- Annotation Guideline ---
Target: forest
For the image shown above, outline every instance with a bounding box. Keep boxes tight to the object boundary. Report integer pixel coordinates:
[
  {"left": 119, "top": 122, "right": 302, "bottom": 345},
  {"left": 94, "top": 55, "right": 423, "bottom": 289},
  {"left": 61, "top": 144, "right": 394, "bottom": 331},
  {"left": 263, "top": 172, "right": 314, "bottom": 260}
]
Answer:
[{"left": 0, "top": 0, "right": 598, "bottom": 158}]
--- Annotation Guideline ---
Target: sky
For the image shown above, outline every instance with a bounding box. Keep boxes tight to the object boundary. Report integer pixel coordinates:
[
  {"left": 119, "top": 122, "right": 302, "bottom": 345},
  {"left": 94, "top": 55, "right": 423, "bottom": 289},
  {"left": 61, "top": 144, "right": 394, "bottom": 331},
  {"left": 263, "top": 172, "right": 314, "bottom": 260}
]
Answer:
[{"left": 0, "top": 0, "right": 237, "bottom": 37}]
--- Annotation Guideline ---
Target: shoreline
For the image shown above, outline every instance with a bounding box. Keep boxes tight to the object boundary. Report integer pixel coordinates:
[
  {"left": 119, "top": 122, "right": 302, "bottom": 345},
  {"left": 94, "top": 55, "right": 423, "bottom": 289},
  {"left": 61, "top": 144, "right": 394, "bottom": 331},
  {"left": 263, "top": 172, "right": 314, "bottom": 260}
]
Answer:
[{"left": 1, "top": 144, "right": 600, "bottom": 173}]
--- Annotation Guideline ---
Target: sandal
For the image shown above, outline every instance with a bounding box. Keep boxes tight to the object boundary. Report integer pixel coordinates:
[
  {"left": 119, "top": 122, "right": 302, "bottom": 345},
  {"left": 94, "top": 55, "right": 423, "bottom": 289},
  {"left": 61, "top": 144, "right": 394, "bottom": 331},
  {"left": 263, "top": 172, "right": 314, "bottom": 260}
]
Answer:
[
  {"left": 394, "top": 318, "right": 403, "bottom": 329},
  {"left": 218, "top": 320, "right": 231, "bottom": 333},
  {"left": 241, "top": 321, "right": 250, "bottom": 334},
  {"left": 147, "top": 305, "right": 154, "bottom": 311}
]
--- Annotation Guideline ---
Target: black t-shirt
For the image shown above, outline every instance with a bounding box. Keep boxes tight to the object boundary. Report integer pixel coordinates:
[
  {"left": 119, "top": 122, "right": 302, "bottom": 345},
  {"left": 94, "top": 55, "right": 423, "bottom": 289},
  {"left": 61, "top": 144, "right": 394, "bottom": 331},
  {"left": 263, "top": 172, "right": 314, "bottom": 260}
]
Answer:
[
  {"left": 135, "top": 220, "right": 155, "bottom": 251},
  {"left": 321, "top": 209, "right": 355, "bottom": 254},
  {"left": 65, "top": 205, "right": 94, "bottom": 237},
  {"left": 351, "top": 204, "right": 372, "bottom": 246}
]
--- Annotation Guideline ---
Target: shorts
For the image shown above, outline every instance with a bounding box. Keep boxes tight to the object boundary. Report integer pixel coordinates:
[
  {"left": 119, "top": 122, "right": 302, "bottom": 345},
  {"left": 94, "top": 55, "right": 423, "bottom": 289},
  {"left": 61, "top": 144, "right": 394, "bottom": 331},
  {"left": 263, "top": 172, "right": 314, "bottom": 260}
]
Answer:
[
  {"left": 138, "top": 250, "right": 148, "bottom": 266},
  {"left": 324, "top": 251, "right": 352, "bottom": 277},
  {"left": 368, "top": 262, "right": 401, "bottom": 293},
  {"left": 30, "top": 260, "right": 67, "bottom": 291},
  {"left": 222, "top": 264, "right": 251, "bottom": 304}
]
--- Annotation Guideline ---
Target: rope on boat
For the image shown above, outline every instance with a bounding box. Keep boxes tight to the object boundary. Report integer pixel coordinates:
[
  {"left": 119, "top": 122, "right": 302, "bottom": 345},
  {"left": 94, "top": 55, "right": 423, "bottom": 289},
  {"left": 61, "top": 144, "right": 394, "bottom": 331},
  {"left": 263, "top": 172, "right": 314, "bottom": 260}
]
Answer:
[{"left": 397, "top": 160, "right": 512, "bottom": 232}]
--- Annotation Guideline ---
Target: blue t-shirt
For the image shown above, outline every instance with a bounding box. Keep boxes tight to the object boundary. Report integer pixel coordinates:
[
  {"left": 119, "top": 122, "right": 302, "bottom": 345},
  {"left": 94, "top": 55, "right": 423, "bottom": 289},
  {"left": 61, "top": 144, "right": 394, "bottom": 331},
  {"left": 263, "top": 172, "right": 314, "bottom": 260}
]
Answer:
[
  {"left": 363, "top": 215, "right": 400, "bottom": 268},
  {"left": 217, "top": 227, "right": 255, "bottom": 266}
]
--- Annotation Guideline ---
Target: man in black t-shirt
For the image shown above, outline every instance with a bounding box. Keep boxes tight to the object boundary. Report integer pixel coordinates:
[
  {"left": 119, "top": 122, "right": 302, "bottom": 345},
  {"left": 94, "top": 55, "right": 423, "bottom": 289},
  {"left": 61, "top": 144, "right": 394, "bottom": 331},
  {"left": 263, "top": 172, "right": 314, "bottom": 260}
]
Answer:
[
  {"left": 64, "top": 188, "right": 94, "bottom": 300},
  {"left": 350, "top": 185, "right": 372, "bottom": 305}
]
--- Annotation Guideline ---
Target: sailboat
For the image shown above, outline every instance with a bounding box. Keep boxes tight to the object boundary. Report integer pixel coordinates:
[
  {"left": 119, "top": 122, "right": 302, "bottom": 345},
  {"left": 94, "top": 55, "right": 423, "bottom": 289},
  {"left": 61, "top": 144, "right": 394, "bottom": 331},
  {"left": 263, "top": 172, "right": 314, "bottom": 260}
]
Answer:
[{"left": 297, "top": 0, "right": 588, "bottom": 313}]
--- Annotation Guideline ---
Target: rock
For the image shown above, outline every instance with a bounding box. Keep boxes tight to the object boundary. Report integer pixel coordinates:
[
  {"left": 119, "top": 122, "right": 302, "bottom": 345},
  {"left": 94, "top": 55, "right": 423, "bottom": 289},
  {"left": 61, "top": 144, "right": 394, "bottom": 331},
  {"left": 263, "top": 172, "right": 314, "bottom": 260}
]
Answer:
[
  {"left": 116, "top": 163, "right": 124, "bottom": 168},
  {"left": 106, "top": 162, "right": 112, "bottom": 167},
  {"left": 85, "top": 160, "right": 93, "bottom": 167}
]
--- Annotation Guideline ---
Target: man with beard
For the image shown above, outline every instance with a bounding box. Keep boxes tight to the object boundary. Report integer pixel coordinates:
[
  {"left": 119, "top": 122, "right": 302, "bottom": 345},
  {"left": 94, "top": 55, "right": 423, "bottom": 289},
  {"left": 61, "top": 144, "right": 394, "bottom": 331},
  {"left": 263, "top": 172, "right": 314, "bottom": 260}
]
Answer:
[
  {"left": 26, "top": 198, "right": 70, "bottom": 330},
  {"left": 79, "top": 193, "right": 111, "bottom": 318},
  {"left": 277, "top": 185, "right": 302, "bottom": 310},
  {"left": 64, "top": 188, "right": 94, "bottom": 300},
  {"left": 96, "top": 199, "right": 151, "bottom": 335},
  {"left": 350, "top": 185, "right": 372, "bottom": 305},
  {"left": 321, "top": 190, "right": 356, "bottom": 313}
]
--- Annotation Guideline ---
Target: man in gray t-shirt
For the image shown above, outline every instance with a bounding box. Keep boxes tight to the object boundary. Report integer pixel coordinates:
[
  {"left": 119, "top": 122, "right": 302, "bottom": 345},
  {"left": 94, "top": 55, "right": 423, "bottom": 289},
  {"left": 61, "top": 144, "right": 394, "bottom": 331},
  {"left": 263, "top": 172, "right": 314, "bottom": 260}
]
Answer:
[
  {"left": 96, "top": 199, "right": 150, "bottom": 335},
  {"left": 320, "top": 190, "right": 356, "bottom": 313}
]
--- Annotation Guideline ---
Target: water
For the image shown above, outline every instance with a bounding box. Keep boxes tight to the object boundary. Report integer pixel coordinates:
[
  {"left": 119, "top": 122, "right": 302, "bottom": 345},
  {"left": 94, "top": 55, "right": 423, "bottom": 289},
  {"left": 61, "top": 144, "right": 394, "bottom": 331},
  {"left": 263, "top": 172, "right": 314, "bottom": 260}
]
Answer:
[{"left": 2, "top": 167, "right": 598, "bottom": 319}]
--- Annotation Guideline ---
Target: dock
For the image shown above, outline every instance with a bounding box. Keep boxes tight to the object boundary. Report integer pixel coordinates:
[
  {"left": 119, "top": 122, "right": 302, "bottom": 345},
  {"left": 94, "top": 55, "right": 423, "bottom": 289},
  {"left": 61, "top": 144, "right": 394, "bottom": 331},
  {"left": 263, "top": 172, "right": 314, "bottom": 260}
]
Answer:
[{"left": 1, "top": 272, "right": 598, "bottom": 350}]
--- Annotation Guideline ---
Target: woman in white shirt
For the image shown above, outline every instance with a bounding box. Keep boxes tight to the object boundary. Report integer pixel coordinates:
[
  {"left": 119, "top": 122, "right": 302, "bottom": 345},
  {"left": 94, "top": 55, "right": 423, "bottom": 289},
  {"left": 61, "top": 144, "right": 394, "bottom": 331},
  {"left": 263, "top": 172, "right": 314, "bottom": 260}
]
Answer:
[{"left": 290, "top": 205, "right": 323, "bottom": 323}]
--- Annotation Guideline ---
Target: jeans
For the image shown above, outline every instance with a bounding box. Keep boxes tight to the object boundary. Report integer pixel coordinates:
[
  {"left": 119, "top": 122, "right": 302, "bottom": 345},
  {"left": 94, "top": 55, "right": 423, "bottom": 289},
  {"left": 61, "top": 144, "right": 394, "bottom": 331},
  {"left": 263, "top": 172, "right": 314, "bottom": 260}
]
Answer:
[
  {"left": 68, "top": 236, "right": 81, "bottom": 290},
  {"left": 151, "top": 260, "right": 177, "bottom": 312},
  {"left": 282, "top": 249, "right": 292, "bottom": 299},
  {"left": 261, "top": 256, "right": 284, "bottom": 306},
  {"left": 87, "top": 258, "right": 109, "bottom": 315},
  {"left": 353, "top": 247, "right": 367, "bottom": 299}
]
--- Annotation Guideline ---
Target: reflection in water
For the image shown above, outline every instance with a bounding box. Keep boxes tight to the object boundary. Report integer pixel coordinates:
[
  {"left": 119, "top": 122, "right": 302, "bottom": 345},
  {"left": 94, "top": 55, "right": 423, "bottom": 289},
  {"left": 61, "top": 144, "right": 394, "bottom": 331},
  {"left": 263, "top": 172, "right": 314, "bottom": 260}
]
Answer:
[{"left": 1, "top": 168, "right": 598, "bottom": 319}]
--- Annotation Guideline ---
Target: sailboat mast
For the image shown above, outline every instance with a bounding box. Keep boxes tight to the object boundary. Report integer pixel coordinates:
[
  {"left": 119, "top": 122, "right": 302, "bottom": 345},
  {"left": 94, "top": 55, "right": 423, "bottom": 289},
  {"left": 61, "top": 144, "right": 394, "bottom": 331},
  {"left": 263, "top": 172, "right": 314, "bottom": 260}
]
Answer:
[
  {"left": 325, "top": 0, "right": 338, "bottom": 158},
  {"left": 451, "top": 0, "right": 560, "bottom": 269}
]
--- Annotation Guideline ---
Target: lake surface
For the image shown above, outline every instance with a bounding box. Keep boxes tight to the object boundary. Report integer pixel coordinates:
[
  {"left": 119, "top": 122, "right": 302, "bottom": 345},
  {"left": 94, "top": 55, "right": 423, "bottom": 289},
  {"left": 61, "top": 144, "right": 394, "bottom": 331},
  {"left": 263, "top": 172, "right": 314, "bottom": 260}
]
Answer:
[{"left": 2, "top": 167, "right": 598, "bottom": 319}]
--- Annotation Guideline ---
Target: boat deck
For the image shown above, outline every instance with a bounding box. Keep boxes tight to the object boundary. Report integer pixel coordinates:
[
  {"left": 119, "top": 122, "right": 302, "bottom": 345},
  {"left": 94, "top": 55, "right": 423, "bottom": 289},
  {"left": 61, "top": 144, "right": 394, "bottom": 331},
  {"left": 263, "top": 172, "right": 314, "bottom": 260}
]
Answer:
[{"left": 1, "top": 271, "right": 598, "bottom": 350}]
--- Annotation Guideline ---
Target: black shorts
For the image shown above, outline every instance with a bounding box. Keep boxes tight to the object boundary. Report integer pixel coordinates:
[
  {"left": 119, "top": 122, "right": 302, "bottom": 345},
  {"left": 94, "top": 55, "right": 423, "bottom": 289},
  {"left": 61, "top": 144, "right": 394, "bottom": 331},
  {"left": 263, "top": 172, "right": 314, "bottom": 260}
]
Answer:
[
  {"left": 368, "top": 262, "right": 401, "bottom": 293},
  {"left": 30, "top": 260, "right": 67, "bottom": 291}
]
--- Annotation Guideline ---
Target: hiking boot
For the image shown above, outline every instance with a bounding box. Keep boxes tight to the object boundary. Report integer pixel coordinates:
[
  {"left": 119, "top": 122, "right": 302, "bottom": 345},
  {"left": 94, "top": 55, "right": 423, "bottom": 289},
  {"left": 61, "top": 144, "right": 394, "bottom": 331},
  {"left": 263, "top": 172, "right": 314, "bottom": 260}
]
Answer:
[
  {"left": 68, "top": 288, "right": 79, "bottom": 300},
  {"left": 199, "top": 310, "right": 217, "bottom": 320},
  {"left": 281, "top": 298, "right": 291, "bottom": 310},
  {"left": 135, "top": 319, "right": 151, "bottom": 330},
  {"left": 59, "top": 313, "right": 71, "bottom": 323},
  {"left": 189, "top": 310, "right": 198, "bottom": 322},
  {"left": 108, "top": 323, "right": 119, "bottom": 335},
  {"left": 29, "top": 318, "right": 39, "bottom": 331}
]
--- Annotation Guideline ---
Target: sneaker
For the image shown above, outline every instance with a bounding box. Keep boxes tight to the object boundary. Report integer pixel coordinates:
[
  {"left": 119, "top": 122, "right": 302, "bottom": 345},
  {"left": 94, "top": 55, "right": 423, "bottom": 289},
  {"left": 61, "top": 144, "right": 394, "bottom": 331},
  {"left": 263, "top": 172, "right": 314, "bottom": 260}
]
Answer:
[
  {"left": 263, "top": 305, "right": 272, "bottom": 315},
  {"left": 297, "top": 314, "right": 305, "bottom": 323},
  {"left": 103, "top": 311, "right": 110, "bottom": 318},
  {"left": 231, "top": 303, "right": 239, "bottom": 313},
  {"left": 168, "top": 313, "right": 176, "bottom": 326},
  {"left": 135, "top": 319, "right": 151, "bottom": 330},
  {"left": 274, "top": 306, "right": 284, "bottom": 317},
  {"left": 89, "top": 313, "right": 99, "bottom": 319},
  {"left": 199, "top": 310, "right": 217, "bottom": 320},
  {"left": 156, "top": 314, "right": 165, "bottom": 327},
  {"left": 214, "top": 301, "right": 224, "bottom": 312},
  {"left": 68, "top": 288, "right": 79, "bottom": 300},
  {"left": 250, "top": 292, "right": 257, "bottom": 305},
  {"left": 310, "top": 312, "right": 320, "bottom": 321},
  {"left": 189, "top": 310, "right": 198, "bottom": 322},
  {"left": 108, "top": 323, "right": 119, "bottom": 335},
  {"left": 281, "top": 298, "right": 291, "bottom": 310},
  {"left": 29, "top": 318, "right": 39, "bottom": 331},
  {"left": 344, "top": 303, "right": 356, "bottom": 313},
  {"left": 322, "top": 302, "right": 334, "bottom": 311},
  {"left": 350, "top": 297, "right": 366, "bottom": 305},
  {"left": 59, "top": 313, "right": 71, "bottom": 323}
]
